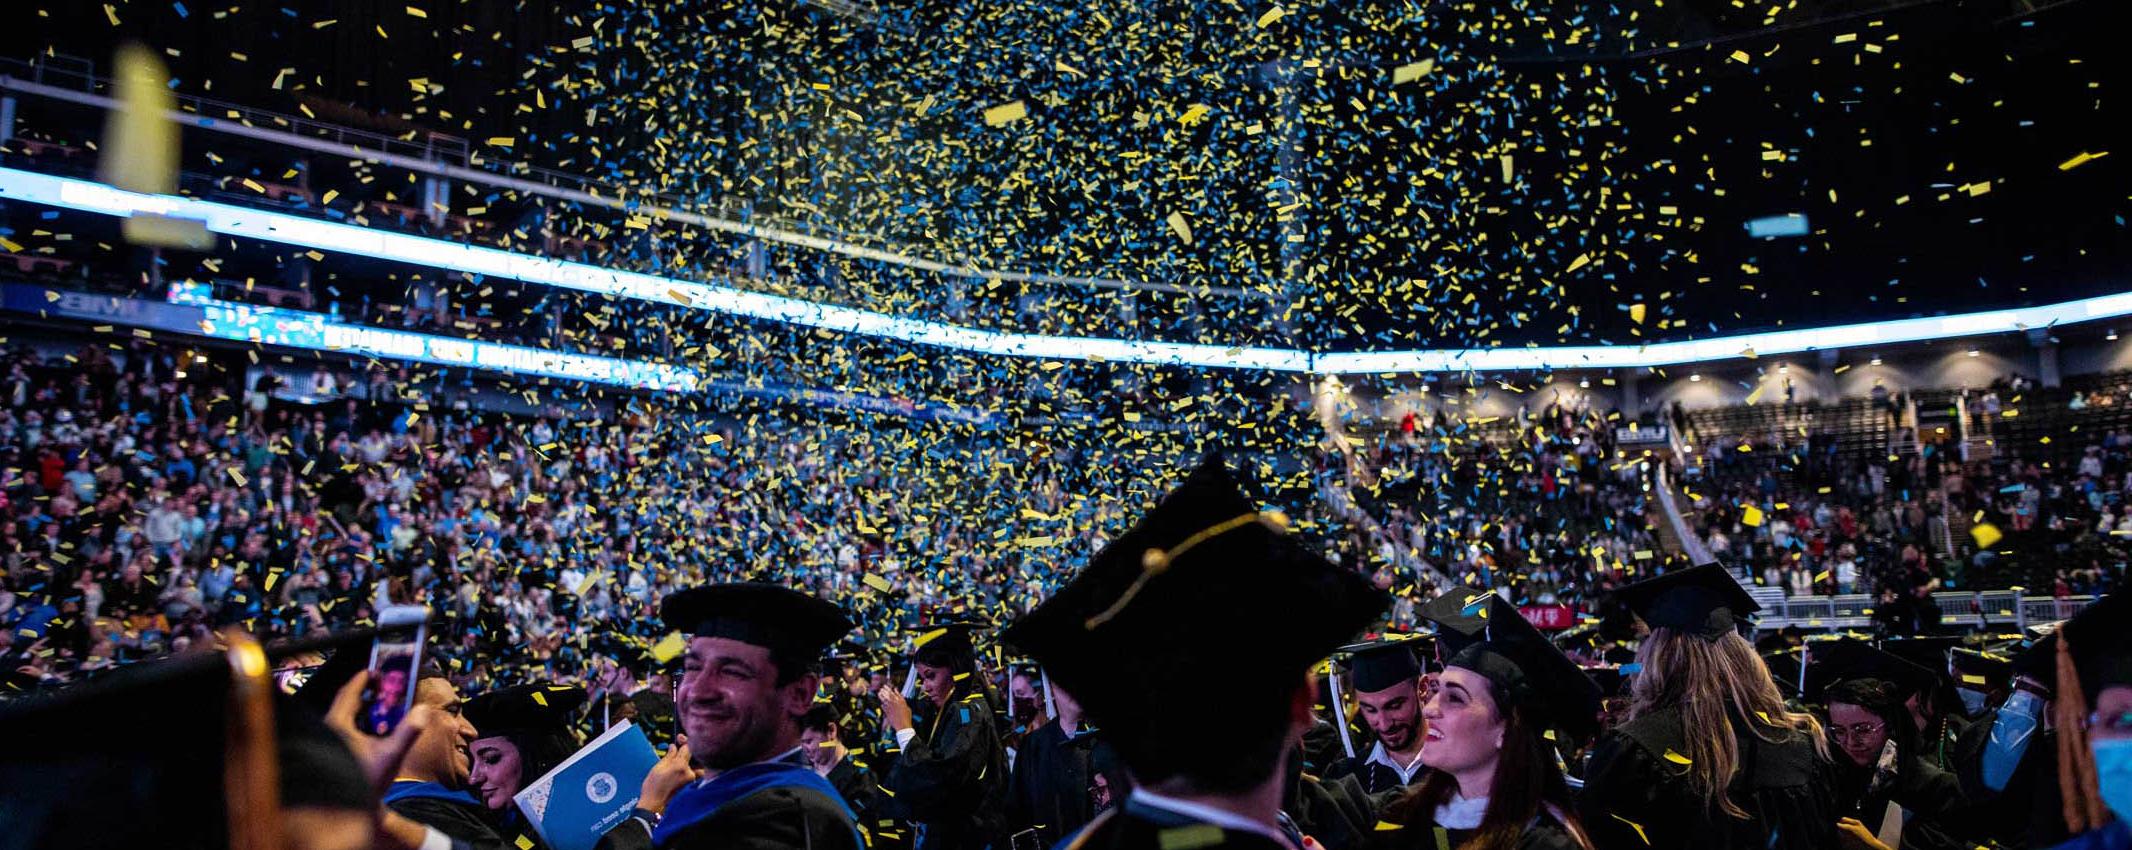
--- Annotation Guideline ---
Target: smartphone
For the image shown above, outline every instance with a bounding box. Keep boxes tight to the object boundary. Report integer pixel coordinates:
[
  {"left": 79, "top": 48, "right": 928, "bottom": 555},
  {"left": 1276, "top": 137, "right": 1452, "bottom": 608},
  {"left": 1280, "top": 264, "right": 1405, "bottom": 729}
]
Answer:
[{"left": 364, "top": 605, "right": 429, "bottom": 736}]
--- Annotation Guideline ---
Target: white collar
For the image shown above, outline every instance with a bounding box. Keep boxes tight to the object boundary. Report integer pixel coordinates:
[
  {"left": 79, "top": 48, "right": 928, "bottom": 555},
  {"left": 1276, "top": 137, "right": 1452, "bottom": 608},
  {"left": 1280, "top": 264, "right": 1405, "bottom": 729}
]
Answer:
[
  {"left": 1364, "top": 740, "right": 1429, "bottom": 783},
  {"left": 1128, "top": 788, "right": 1299, "bottom": 849},
  {"left": 1434, "top": 791, "right": 1490, "bottom": 830}
]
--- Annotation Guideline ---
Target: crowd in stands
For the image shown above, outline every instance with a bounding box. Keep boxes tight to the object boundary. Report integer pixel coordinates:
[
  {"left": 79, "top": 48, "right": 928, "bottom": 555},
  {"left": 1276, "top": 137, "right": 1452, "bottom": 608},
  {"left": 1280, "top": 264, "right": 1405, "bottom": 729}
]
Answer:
[{"left": 0, "top": 337, "right": 2124, "bottom": 700}]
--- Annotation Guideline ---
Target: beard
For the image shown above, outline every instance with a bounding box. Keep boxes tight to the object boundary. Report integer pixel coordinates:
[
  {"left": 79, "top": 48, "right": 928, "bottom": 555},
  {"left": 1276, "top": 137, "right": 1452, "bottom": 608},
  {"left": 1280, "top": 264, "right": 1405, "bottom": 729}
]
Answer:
[
  {"left": 1378, "top": 720, "right": 1418, "bottom": 751},
  {"left": 684, "top": 699, "right": 783, "bottom": 771}
]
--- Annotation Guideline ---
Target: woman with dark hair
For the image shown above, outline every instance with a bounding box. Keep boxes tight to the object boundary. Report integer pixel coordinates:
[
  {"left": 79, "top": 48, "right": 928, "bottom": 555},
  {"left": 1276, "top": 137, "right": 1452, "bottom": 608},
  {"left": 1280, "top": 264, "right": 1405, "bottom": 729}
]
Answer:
[
  {"left": 1367, "top": 593, "right": 1599, "bottom": 850},
  {"left": 1822, "top": 676, "right": 1980, "bottom": 850},
  {"left": 464, "top": 683, "right": 589, "bottom": 850},
  {"left": 1579, "top": 565, "right": 1838, "bottom": 850},
  {"left": 875, "top": 622, "right": 1010, "bottom": 850}
]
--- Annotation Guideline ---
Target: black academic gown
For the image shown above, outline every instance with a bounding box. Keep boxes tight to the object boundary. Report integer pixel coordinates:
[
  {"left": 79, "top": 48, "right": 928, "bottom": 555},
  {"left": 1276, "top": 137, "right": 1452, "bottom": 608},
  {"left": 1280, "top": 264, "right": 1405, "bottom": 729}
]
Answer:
[
  {"left": 1007, "top": 720, "right": 1112, "bottom": 848},
  {"left": 1362, "top": 805, "right": 1586, "bottom": 850},
  {"left": 1834, "top": 751, "right": 1989, "bottom": 850},
  {"left": 385, "top": 781, "right": 512, "bottom": 850},
  {"left": 883, "top": 689, "right": 1011, "bottom": 850},
  {"left": 829, "top": 753, "right": 911, "bottom": 848},
  {"left": 1577, "top": 706, "right": 1840, "bottom": 850},
  {"left": 1058, "top": 795, "right": 1300, "bottom": 850},
  {"left": 1320, "top": 748, "right": 1423, "bottom": 797},
  {"left": 492, "top": 808, "right": 551, "bottom": 850},
  {"left": 1288, "top": 771, "right": 1377, "bottom": 850},
  {"left": 596, "top": 748, "right": 863, "bottom": 850}
]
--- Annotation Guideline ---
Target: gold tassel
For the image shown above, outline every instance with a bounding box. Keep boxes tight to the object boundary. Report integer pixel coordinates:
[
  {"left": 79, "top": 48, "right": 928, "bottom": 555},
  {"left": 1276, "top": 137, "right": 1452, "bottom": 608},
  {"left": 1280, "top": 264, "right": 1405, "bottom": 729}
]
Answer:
[
  {"left": 2055, "top": 634, "right": 2107, "bottom": 834},
  {"left": 1083, "top": 511, "right": 1279, "bottom": 631}
]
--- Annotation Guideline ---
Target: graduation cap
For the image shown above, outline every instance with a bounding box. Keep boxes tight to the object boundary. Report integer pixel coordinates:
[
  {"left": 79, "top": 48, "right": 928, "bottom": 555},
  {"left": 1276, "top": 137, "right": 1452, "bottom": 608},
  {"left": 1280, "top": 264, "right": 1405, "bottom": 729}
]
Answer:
[
  {"left": 659, "top": 582, "right": 854, "bottom": 664},
  {"left": 1950, "top": 648, "right": 2014, "bottom": 692},
  {"left": 2055, "top": 588, "right": 2132, "bottom": 698},
  {"left": 1802, "top": 637, "right": 1938, "bottom": 704},
  {"left": 465, "top": 684, "right": 588, "bottom": 741},
  {"left": 1002, "top": 454, "right": 1388, "bottom": 781},
  {"left": 1421, "top": 588, "right": 1496, "bottom": 659},
  {"left": 910, "top": 620, "right": 984, "bottom": 667},
  {"left": 1341, "top": 636, "right": 1425, "bottom": 694},
  {"left": 1444, "top": 595, "right": 1604, "bottom": 743},
  {"left": 1613, "top": 563, "right": 1761, "bottom": 640}
]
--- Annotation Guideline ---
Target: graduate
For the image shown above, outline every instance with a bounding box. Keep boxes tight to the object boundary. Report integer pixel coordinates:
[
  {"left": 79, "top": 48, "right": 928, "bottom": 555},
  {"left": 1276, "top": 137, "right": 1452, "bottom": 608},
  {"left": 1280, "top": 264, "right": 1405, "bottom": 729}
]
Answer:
[
  {"left": 799, "top": 703, "right": 907, "bottom": 848},
  {"left": 597, "top": 582, "right": 864, "bottom": 850},
  {"left": 463, "top": 683, "right": 589, "bottom": 850},
  {"left": 2041, "top": 590, "right": 2132, "bottom": 850},
  {"left": 382, "top": 664, "right": 512, "bottom": 850},
  {"left": 1804, "top": 639, "right": 1985, "bottom": 850},
  {"left": 1577, "top": 564, "right": 1840, "bottom": 850},
  {"left": 875, "top": 620, "right": 1012, "bottom": 850},
  {"left": 1003, "top": 454, "right": 1390, "bottom": 850},
  {"left": 1007, "top": 675, "right": 1115, "bottom": 848},
  {"left": 1365, "top": 594, "right": 1600, "bottom": 850},
  {"left": 1949, "top": 590, "right": 2131, "bottom": 850},
  {"left": 1322, "top": 638, "right": 1432, "bottom": 795}
]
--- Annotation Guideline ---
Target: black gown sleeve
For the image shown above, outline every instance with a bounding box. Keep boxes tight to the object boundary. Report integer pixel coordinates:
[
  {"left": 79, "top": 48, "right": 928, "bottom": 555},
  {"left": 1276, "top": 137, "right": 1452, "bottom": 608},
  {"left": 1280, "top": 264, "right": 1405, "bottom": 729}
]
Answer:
[
  {"left": 882, "top": 694, "right": 999, "bottom": 820},
  {"left": 387, "top": 797, "right": 512, "bottom": 850},
  {"left": 660, "top": 786, "right": 864, "bottom": 850},
  {"left": 1577, "top": 731, "right": 1678, "bottom": 850},
  {"left": 592, "top": 817, "right": 653, "bottom": 850}
]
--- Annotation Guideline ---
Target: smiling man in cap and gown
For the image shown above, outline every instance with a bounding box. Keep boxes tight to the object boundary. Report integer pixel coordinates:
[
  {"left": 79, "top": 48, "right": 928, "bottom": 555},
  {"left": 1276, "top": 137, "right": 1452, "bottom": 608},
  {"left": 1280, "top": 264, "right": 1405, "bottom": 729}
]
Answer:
[{"left": 598, "top": 582, "right": 864, "bottom": 850}]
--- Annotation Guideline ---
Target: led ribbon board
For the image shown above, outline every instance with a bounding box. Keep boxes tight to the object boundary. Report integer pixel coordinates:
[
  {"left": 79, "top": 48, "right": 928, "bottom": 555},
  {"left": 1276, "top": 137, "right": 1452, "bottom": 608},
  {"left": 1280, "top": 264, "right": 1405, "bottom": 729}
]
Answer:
[
  {"left": 0, "top": 281, "right": 701, "bottom": 392},
  {"left": 5, "top": 166, "right": 2130, "bottom": 374}
]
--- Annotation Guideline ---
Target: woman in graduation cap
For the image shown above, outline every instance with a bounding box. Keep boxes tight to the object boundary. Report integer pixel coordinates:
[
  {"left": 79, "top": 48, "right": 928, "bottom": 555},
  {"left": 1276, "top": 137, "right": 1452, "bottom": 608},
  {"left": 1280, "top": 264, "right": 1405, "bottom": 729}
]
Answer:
[
  {"left": 1577, "top": 564, "right": 1839, "bottom": 850},
  {"left": 464, "top": 683, "right": 589, "bottom": 850},
  {"left": 1366, "top": 595, "right": 1600, "bottom": 850},
  {"left": 1806, "top": 639, "right": 1989, "bottom": 850},
  {"left": 876, "top": 620, "right": 1012, "bottom": 850}
]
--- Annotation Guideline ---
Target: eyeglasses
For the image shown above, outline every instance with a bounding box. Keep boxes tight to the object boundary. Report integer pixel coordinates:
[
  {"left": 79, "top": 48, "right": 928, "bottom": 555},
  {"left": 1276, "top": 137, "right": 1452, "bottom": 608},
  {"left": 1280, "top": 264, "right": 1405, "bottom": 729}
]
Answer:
[
  {"left": 2088, "top": 710, "right": 2132, "bottom": 734},
  {"left": 1828, "top": 722, "right": 1886, "bottom": 745}
]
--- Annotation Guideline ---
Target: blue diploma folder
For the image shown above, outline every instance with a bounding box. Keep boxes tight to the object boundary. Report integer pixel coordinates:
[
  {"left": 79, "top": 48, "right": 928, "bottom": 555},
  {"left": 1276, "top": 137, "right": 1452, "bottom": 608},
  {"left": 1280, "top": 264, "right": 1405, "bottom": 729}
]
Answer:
[{"left": 512, "top": 721, "right": 661, "bottom": 850}]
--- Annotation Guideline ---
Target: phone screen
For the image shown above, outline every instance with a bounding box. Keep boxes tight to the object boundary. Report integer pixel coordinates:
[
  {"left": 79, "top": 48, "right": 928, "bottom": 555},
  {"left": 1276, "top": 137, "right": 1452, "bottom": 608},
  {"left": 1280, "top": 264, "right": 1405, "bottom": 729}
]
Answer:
[{"left": 365, "top": 611, "right": 427, "bottom": 736}]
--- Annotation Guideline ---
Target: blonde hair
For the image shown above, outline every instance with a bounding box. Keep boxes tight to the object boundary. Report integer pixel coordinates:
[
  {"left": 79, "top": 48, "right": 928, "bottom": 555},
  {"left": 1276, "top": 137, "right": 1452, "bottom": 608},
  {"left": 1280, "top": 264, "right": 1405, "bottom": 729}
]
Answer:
[
  {"left": 2055, "top": 635, "right": 2108, "bottom": 834},
  {"left": 1628, "top": 628, "right": 1830, "bottom": 818}
]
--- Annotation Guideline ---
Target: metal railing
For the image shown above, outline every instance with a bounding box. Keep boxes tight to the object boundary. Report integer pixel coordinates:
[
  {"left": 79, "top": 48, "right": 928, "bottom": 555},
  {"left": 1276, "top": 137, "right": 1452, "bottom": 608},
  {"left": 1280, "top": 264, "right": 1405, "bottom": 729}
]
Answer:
[{"left": 1752, "top": 588, "right": 2096, "bottom": 631}]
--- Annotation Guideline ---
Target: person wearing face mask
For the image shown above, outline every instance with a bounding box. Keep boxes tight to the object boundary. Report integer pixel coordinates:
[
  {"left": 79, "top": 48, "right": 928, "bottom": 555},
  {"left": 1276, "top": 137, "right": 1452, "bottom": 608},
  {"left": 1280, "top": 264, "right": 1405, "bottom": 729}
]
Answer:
[
  {"left": 875, "top": 621, "right": 1011, "bottom": 850},
  {"left": 463, "top": 684, "right": 588, "bottom": 850},
  {"left": 1949, "top": 648, "right": 2014, "bottom": 724},
  {"left": 1364, "top": 592, "right": 1600, "bottom": 850},
  {"left": 2041, "top": 590, "right": 2132, "bottom": 850}
]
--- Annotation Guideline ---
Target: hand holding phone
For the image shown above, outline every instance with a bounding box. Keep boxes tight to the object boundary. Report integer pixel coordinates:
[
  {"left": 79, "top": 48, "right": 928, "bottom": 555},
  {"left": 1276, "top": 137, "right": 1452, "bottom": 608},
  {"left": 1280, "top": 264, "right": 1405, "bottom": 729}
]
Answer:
[{"left": 364, "top": 605, "right": 429, "bottom": 736}]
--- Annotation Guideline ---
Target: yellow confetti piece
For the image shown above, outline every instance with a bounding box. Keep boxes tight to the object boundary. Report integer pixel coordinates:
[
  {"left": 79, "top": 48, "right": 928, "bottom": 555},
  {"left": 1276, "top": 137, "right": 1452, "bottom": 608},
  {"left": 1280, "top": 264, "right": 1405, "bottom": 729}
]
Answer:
[
  {"left": 516, "top": 835, "right": 535, "bottom": 850},
  {"left": 863, "top": 574, "right": 896, "bottom": 594},
  {"left": 2059, "top": 151, "right": 2109, "bottom": 171},
  {"left": 1628, "top": 302, "right": 1645, "bottom": 324},
  {"left": 531, "top": 690, "right": 547, "bottom": 706},
  {"left": 650, "top": 631, "right": 687, "bottom": 663},
  {"left": 1254, "top": 6, "right": 1287, "bottom": 27},
  {"left": 1971, "top": 522, "right": 2003, "bottom": 549},
  {"left": 1165, "top": 211, "right": 1194, "bottom": 244},
  {"left": 982, "top": 100, "right": 1027, "bottom": 127},
  {"left": 1392, "top": 59, "right": 1436, "bottom": 84},
  {"left": 1662, "top": 749, "right": 1692, "bottom": 765},
  {"left": 1609, "top": 814, "right": 1651, "bottom": 845},
  {"left": 1741, "top": 504, "right": 1764, "bottom": 527},
  {"left": 1730, "top": 49, "right": 1753, "bottom": 64}
]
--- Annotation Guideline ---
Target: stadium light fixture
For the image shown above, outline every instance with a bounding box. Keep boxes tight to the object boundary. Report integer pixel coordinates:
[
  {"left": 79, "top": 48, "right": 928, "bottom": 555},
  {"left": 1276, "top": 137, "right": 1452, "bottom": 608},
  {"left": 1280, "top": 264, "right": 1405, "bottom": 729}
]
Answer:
[{"left": 7, "top": 166, "right": 2132, "bottom": 376}]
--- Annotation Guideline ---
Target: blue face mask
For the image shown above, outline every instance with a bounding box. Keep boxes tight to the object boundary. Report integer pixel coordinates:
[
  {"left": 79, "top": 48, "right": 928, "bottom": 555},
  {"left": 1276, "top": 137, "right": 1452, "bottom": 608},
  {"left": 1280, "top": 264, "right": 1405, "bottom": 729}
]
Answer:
[
  {"left": 1958, "top": 688, "right": 1990, "bottom": 717},
  {"left": 2093, "top": 737, "right": 2132, "bottom": 824}
]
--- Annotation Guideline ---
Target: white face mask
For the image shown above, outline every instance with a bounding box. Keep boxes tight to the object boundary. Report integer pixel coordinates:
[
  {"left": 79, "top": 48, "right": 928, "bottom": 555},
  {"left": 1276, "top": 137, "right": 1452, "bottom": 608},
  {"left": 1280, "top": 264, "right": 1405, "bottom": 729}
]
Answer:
[{"left": 2094, "top": 737, "right": 2132, "bottom": 825}]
